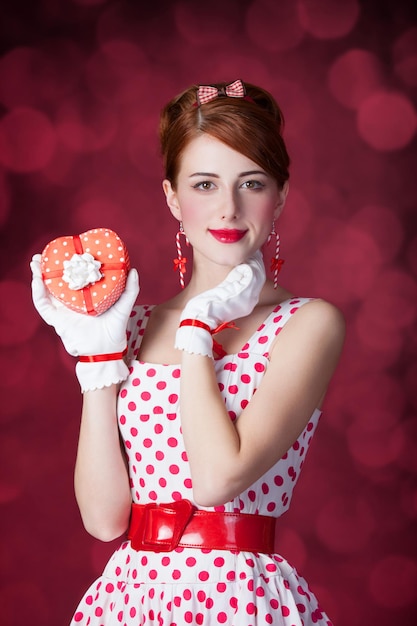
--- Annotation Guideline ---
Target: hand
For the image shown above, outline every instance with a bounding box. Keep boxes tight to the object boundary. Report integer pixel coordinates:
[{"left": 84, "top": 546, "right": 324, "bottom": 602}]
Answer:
[
  {"left": 31, "top": 254, "right": 140, "bottom": 390},
  {"left": 175, "top": 251, "right": 266, "bottom": 357}
]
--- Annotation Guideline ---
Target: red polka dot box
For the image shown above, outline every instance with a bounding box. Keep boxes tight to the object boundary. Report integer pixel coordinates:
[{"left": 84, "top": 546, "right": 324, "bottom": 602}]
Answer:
[{"left": 40, "top": 228, "right": 130, "bottom": 316}]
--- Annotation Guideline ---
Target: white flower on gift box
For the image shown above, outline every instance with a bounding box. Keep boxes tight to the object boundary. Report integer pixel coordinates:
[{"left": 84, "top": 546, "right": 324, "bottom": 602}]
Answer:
[{"left": 62, "top": 253, "right": 103, "bottom": 290}]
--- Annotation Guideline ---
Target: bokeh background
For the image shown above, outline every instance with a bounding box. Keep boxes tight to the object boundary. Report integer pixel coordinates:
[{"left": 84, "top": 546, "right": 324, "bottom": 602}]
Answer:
[{"left": 1, "top": 0, "right": 417, "bottom": 624}]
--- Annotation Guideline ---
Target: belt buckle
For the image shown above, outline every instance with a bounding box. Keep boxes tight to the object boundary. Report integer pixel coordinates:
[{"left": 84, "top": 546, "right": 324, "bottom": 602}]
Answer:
[{"left": 130, "top": 499, "right": 194, "bottom": 552}]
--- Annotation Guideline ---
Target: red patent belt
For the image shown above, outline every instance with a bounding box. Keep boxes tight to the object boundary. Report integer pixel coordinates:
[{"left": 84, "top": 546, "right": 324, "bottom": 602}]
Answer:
[{"left": 127, "top": 499, "right": 276, "bottom": 553}]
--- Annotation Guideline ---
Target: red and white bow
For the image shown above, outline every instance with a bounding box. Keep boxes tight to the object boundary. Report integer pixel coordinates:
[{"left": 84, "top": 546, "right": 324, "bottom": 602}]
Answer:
[{"left": 196, "top": 79, "right": 246, "bottom": 106}]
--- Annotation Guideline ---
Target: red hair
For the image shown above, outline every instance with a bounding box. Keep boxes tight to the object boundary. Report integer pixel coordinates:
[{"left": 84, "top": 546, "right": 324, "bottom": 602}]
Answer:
[{"left": 159, "top": 81, "right": 290, "bottom": 189}]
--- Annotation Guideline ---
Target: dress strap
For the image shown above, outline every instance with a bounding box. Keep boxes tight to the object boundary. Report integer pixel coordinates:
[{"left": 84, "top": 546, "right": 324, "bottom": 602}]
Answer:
[{"left": 242, "top": 297, "right": 314, "bottom": 357}]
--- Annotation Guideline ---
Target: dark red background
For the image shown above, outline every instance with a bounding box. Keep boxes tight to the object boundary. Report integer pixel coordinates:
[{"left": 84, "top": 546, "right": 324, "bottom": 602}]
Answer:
[{"left": 1, "top": 1, "right": 417, "bottom": 624}]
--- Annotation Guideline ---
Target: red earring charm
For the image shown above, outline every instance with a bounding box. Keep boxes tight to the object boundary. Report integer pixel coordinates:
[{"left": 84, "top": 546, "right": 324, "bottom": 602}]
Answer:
[
  {"left": 267, "top": 222, "right": 285, "bottom": 289},
  {"left": 173, "top": 222, "right": 189, "bottom": 289}
]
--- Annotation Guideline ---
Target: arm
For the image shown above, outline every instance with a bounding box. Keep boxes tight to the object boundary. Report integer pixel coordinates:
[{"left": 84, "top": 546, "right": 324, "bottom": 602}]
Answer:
[
  {"left": 31, "top": 256, "right": 139, "bottom": 539},
  {"left": 179, "top": 299, "right": 345, "bottom": 507},
  {"left": 74, "top": 386, "right": 132, "bottom": 541}
]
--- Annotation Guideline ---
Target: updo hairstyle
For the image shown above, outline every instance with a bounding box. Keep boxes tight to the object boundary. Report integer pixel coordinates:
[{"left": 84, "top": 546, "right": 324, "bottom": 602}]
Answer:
[{"left": 159, "top": 81, "right": 290, "bottom": 190}]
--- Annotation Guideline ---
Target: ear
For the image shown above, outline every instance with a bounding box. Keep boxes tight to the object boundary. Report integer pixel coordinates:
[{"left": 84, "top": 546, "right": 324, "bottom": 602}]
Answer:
[
  {"left": 163, "top": 179, "right": 182, "bottom": 221},
  {"left": 274, "top": 181, "right": 289, "bottom": 219}
]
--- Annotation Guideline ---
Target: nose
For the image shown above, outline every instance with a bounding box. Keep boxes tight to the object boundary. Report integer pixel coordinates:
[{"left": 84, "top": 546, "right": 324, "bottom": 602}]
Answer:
[{"left": 220, "top": 188, "right": 239, "bottom": 220}]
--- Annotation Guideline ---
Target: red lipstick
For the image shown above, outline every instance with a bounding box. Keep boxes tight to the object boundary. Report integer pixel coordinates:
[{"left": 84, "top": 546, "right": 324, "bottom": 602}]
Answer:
[{"left": 209, "top": 229, "right": 247, "bottom": 243}]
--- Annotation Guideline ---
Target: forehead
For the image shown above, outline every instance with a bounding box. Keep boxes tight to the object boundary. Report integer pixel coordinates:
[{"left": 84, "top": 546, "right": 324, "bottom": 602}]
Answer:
[{"left": 178, "top": 133, "right": 261, "bottom": 174}]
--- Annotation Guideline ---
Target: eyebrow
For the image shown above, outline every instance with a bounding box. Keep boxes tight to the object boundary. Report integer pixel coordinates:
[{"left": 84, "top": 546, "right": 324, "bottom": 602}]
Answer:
[{"left": 189, "top": 170, "right": 267, "bottom": 178}]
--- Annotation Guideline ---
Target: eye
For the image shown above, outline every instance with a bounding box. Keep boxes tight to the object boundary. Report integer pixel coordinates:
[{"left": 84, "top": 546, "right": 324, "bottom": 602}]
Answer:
[
  {"left": 193, "top": 180, "right": 215, "bottom": 191},
  {"left": 241, "top": 180, "right": 264, "bottom": 190}
]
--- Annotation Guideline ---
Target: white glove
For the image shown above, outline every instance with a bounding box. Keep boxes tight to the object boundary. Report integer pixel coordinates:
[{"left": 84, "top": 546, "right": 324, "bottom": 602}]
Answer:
[
  {"left": 31, "top": 254, "right": 140, "bottom": 391},
  {"left": 175, "top": 251, "right": 266, "bottom": 357}
]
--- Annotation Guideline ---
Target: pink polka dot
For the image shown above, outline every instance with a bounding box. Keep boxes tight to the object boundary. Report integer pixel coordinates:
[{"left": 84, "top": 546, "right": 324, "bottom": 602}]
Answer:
[
  {"left": 241, "top": 374, "right": 251, "bottom": 383},
  {"left": 141, "top": 391, "right": 151, "bottom": 400},
  {"left": 120, "top": 389, "right": 127, "bottom": 398},
  {"left": 119, "top": 415, "right": 126, "bottom": 425},
  {"left": 128, "top": 401, "right": 137, "bottom": 411},
  {"left": 199, "top": 570, "right": 209, "bottom": 581},
  {"left": 258, "top": 335, "right": 268, "bottom": 343},
  {"left": 157, "top": 381, "right": 166, "bottom": 389},
  {"left": 172, "top": 368, "right": 181, "bottom": 378},
  {"left": 153, "top": 406, "right": 163, "bottom": 414},
  {"left": 169, "top": 393, "right": 178, "bottom": 403},
  {"left": 73, "top": 613, "right": 83, "bottom": 622},
  {"left": 143, "top": 437, "right": 152, "bottom": 447},
  {"left": 172, "top": 569, "right": 181, "bottom": 579},
  {"left": 105, "top": 583, "right": 114, "bottom": 593},
  {"left": 169, "top": 464, "right": 179, "bottom": 474},
  {"left": 206, "top": 598, "right": 214, "bottom": 609},
  {"left": 217, "top": 612, "right": 228, "bottom": 623},
  {"left": 132, "top": 378, "right": 140, "bottom": 386},
  {"left": 154, "top": 423, "right": 163, "bottom": 433},
  {"left": 216, "top": 582, "right": 226, "bottom": 592},
  {"left": 281, "top": 605, "right": 290, "bottom": 616},
  {"left": 214, "top": 557, "right": 225, "bottom": 567},
  {"left": 149, "top": 569, "right": 157, "bottom": 579},
  {"left": 228, "top": 385, "right": 238, "bottom": 394},
  {"left": 246, "top": 602, "right": 256, "bottom": 615},
  {"left": 186, "top": 557, "right": 196, "bottom": 567},
  {"left": 86, "top": 595, "right": 93, "bottom": 605},
  {"left": 156, "top": 451, "right": 164, "bottom": 460},
  {"left": 146, "top": 368, "right": 156, "bottom": 376},
  {"left": 95, "top": 607, "right": 103, "bottom": 617},
  {"left": 270, "top": 598, "right": 279, "bottom": 609},
  {"left": 140, "top": 414, "right": 150, "bottom": 422},
  {"left": 168, "top": 437, "right": 178, "bottom": 447},
  {"left": 254, "top": 362, "right": 265, "bottom": 372}
]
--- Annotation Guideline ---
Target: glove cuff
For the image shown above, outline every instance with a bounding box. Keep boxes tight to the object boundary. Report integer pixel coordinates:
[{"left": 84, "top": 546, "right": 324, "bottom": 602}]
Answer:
[
  {"left": 75, "top": 360, "right": 130, "bottom": 392},
  {"left": 175, "top": 320, "right": 213, "bottom": 358}
]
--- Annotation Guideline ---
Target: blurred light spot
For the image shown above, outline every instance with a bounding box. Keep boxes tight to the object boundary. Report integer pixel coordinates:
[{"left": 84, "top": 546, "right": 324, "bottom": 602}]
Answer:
[
  {"left": 0, "top": 107, "right": 56, "bottom": 172},
  {"left": 40, "top": 143, "right": 77, "bottom": 186},
  {"left": 396, "top": 416, "right": 417, "bottom": 474},
  {"left": 245, "top": 0, "right": 305, "bottom": 52},
  {"left": 343, "top": 373, "right": 406, "bottom": 432},
  {"left": 72, "top": 0, "right": 107, "bottom": 6},
  {"left": 275, "top": 188, "right": 312, "bottom": 246},
  {"left": 0, "top": 281, "right": 40, "bottom": 346},
  {"left": 175, "top": 0, "right": 239, "bottom": 45},
  {"left": 127, "top": 114, "right": 163, "bottom": 179},
  {"left": 392, "top": 27, "right": 417, "bottom": 87},
  {"left": 0, "top": 41, "right": 83, "bottom": 109},
  {"left": 328, "top": 49, "right": 384, "bottom": 110},
  {"left": 407, "top": 235, "right": 417, "bottom": 277},
  {"left": 277, "top": 527, "right": 307, "bottom": 570},
  {"left": 297, "top": 0, "right": 360, "bottom": 39},
  {"left": 356, "top": 269, "right": 417, "bottom": 331},
  {"left": 369, "top": 554, "right": 417, "bottom": 608},
  {"left": 357, "top": 91, "right": 417, "bottom": 151},
  {"left": 0, "top": 582, "right": 49, "bottom": 623},
  {"left": 315, "top": 495, "right": 375, "bottom": 552},
  {"left": 347, "top": 422, "right": 405, "bottom": 468},
  {"left": 73, "top": 194, "right": 123, "bottom": 232},
  {"left": 56, "top": 98, "right": 118, "bottom": 153},
  {"left": 311, "top": 221, "right": 382, "bottom": 302},
  {"left": 0, "top": 168, "right": 11, "bottom": 228},
  {"left": 85, "top": 41, "right": 150, "bottom": 105},
  {"left": 349, "top": 204, "right": 404, "bottom": 263}
]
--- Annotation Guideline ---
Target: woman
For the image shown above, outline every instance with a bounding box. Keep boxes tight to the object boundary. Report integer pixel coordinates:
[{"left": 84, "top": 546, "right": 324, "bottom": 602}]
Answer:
[{"left": 31, "top": 80, "right": 345, "bottom": 625}]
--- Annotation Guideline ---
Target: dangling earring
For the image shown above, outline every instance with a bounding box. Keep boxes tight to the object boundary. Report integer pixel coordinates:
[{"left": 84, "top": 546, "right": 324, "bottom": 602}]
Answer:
[
  {"left": 267, "top": 222, "right": 284, "bottom": 289},
  {"left": 173, "top": 222, "right": 189, "bottom": 289}
]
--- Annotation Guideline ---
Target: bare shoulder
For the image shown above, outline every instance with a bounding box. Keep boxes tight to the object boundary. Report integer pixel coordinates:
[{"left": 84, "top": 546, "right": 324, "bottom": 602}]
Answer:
[{"left": 270, "top": 298, "right": 346, "bottom": 360}]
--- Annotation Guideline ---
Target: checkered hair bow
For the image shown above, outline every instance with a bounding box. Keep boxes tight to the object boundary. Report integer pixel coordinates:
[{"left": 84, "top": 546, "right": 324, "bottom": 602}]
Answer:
[{"left": 196, "top": 79, "right": 246, "bottom": 106}]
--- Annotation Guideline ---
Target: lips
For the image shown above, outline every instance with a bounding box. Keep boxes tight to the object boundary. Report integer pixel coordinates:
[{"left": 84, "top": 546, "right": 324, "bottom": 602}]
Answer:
[{"left": 208, "top": 229, "right": 247, "bottom": 243}]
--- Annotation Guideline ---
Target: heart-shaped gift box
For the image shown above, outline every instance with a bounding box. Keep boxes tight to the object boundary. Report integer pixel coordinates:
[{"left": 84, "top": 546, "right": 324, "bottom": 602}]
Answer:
[{"left": 41, "top": 228, "right": 130, "bottom": 316}]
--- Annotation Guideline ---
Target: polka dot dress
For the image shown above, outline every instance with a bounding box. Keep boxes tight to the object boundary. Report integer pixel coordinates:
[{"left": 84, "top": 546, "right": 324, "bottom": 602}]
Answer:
[{"left": 71, "top": 298, "right": 333, "bottom": 626}]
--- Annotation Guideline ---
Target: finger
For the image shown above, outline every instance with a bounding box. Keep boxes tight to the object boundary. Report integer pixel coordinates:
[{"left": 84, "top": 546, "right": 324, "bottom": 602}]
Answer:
[
  {"left": 111, "top": 268, "right": 140, "bottom": 316},
  {"left": 31, "top": 275, "right": 56, "bottom": 325},
  {"left": 30, "top": 254, "right": 42, "bottom": 279}
]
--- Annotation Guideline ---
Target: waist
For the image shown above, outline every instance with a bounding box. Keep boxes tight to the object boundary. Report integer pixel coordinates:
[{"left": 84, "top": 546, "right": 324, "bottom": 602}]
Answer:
[{"left": 127, "top": 499, "right": 276, "bottom": 554}]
